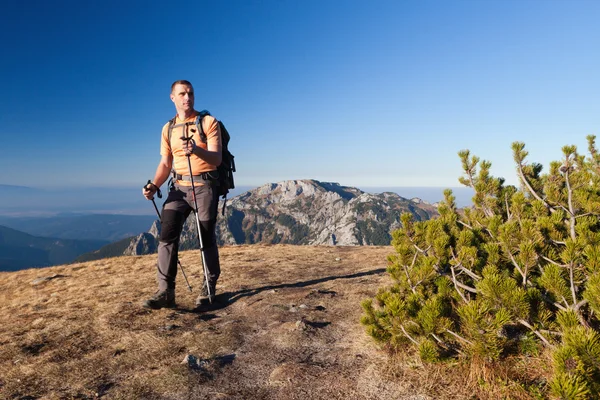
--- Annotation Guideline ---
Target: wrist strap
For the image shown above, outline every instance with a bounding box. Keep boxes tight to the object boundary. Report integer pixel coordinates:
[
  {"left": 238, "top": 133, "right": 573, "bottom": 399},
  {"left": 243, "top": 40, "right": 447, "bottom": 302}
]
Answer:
[{"left": 145, "top": 180, "right": 162, "bottom": 199}]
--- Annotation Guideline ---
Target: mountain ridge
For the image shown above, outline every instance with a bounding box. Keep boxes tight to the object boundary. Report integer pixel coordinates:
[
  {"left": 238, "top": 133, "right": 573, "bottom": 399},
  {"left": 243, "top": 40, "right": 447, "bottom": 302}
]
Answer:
[
  {"left": 78, "top": 179, "right": 439, "bottom": 262},
  {"left": 0, "top": 225, "right": 108, "bottom": 271}
]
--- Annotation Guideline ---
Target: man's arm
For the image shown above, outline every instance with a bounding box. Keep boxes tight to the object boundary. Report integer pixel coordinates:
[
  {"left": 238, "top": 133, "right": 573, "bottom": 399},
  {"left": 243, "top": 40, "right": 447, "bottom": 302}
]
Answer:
[
  {"left": 152, "top": 154, "right": 173, "bottom": 188},
  {"left": 184, "top": 116, "right": 222, "bottom": 166},
  {"left": 143, "top": 154, "right": 172, "bottom": 199},
  {"left": 190, "top": 143, "right": 222, "bottom": 166}
]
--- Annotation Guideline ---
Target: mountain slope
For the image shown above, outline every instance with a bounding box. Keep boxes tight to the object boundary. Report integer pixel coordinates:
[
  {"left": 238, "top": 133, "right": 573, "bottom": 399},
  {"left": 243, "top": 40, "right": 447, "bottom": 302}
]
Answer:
[
  {"left": 79, "top": 180, "right": 438, "bottom": 262},
  {"left": 0, "top": 225, "right": 108, "bottom": 271},
  {"left": 215, "top": 179, "right": 437, "bottom": 246}
]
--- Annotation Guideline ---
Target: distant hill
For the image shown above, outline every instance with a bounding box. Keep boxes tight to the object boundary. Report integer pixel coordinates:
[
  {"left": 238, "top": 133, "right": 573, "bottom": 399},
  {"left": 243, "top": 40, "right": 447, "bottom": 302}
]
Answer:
[
  {"left": 0, "top": 184, "right": 34, "bottom": 191},
  {"left": 75, "top": 232, "right": 157, "bottom": 263},
  {"left": 78, "top": 179, "right": 439, "bottom": 262},
  {"left": 0, "top": 214, "right": 157, "bottom": 242},
  {"left": 0, "top": 225, "right": 108, "bottom": 271}
]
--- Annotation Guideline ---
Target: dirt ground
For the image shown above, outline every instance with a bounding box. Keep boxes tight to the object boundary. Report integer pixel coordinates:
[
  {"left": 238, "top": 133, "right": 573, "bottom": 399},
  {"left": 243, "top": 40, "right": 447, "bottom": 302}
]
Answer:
[{"left": 0, "top": 245, "right": 437, "bottom": 400}]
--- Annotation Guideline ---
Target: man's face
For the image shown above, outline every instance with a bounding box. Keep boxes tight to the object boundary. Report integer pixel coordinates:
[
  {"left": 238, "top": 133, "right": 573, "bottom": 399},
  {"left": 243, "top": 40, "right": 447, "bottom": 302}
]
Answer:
[{"left": 171, "top": 84, "right": 195, "bottom": 112}]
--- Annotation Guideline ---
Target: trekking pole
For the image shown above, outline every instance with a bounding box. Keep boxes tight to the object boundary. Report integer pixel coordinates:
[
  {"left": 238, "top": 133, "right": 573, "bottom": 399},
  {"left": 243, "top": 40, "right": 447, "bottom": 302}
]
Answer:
[
  {"left": 180, "top": 134, "right": 214, "bottom": 304},
  {"left": 144, "top": 180, "right": 192, "bottom": 292}
]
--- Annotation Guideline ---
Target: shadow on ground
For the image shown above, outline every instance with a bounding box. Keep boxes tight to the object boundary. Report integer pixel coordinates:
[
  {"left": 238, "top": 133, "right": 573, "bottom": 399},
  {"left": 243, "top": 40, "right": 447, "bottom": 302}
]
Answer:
[{"left": 188, "top": 267, "right": 386, "bottom": 313}]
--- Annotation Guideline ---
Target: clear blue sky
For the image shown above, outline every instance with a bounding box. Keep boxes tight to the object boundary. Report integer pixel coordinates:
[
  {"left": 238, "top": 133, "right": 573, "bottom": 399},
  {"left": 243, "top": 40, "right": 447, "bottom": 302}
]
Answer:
[{"left": 1, "top": 0, "right": 598, "bottom": 190}]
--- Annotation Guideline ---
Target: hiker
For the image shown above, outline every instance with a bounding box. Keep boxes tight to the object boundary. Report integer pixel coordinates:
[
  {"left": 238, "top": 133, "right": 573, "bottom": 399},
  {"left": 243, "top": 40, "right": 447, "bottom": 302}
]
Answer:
[{"left": 142, "top": 80, "right": 222, "bottom": 309}]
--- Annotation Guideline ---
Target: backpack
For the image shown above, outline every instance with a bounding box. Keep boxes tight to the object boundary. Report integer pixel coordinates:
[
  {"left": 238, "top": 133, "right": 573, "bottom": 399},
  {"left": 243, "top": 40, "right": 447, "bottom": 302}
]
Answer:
[{"left": 167, "top": 110, "right": 236, "bottom": 215}]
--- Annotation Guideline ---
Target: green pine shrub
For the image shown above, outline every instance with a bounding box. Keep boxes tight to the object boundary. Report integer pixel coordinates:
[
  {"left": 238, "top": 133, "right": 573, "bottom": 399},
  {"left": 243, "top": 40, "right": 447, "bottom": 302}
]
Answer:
[{"left": 361, "top": 136, "right": 600, "bottom": 398}]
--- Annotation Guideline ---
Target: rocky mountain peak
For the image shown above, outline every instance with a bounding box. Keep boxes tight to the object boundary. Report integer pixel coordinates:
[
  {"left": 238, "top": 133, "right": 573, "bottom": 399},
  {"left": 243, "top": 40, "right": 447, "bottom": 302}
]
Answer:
[
  {"left": 243, "top": 179, "right": 360, "bottom": 204},
  {"left": 78, "top": 180, "right": 440, "bottom": 262},
  {"left": 218, "top": 179, "right": 438, "bottom": 246},
  {"left": 148, "top": 220, "right": 161, "bottom": 239}
]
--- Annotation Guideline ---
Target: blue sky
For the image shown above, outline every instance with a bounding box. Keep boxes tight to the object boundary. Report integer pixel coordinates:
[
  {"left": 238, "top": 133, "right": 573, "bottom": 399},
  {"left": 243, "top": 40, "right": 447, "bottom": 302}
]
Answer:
[{"left": 1, "top": 0, "right": 598, "bottom": 190}]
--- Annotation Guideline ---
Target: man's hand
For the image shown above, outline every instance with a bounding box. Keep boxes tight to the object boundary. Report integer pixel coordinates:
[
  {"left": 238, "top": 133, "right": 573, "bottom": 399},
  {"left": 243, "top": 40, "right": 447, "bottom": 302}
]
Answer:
[
  {"left": 143, "top": 182, "right": 158, "bottom": 200},
  {"left": 181, "top": 137, "right": 196, "bottom": 156}
]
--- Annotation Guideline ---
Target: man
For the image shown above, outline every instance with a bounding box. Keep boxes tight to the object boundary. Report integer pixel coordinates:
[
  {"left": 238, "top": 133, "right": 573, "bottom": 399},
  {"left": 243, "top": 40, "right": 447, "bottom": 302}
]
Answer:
[{"left": 142, "top": 80, "right": 222, "bottom": 309}]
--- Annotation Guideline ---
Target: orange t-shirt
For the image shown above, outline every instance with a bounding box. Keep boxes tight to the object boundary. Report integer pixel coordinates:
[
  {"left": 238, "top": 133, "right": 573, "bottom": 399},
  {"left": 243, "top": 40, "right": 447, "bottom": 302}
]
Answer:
[{"left": 160, "top": 111, "right": 222, "bottom": 186}]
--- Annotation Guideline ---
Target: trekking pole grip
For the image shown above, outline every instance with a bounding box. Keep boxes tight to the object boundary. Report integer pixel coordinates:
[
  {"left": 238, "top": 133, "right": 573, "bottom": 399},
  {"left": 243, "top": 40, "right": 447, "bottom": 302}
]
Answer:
[
  {"left": 180, "top": 135, "right": 196, "bottom": 158},
  {"left": 145, "top": 180, "right": 162, "bottom": 199}
]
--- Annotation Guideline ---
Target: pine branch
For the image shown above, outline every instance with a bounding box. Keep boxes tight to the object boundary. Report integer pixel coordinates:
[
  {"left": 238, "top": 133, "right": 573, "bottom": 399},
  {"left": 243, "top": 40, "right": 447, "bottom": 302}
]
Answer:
[
  {"left": 505, "top": 192, "right": 511, "bottom": 220},
  {"left": 445, "top": 329, "right": 474, "bottom": 346},
  {"left": 539, "top": 329, "right": 562, "bottom": 337},
  {"left": 400, "top": 324, "right": 420, "bottom": 346},
  {"left": 507, "top": 251, "right": 528, "bottom": 287},
  {"left": 558, "top": 204, "right": 571, "bottom": 215},
  {"left": 466, "top": 168, "right": 476, "bottom": 189},
  {"left": 459, "top": 266, "right": 482, "bottom": 282},
  {"left": 430, "top": 333, "right": 460, "bottom": 354},
  {"left": 430, "top": 333, "right": 443, "bottom": 343},
  {"left": 539, "top": 292, "right": 569, "bottom": 312},
  {"left": 450, "top": 249, "right": 482, "bottom": 281},
  {"left": 568, "top": 263, "right": 578, "bottom": 306},
  {"left": 516, "top": 162, "right": 556, "bottom": 213},
  {"left": 540, "top": 255, "right": 568, "bottom": 268},
  {"left": 564, "top": 169, "right": 577, "bottom": 241},
  {"left": 450, "top": 266, "right": 468, "bottom": 302},
  {"left": 518, "top": 319, "right": 553, "bottom": 347},
  {"left": 450, "top": 265, "right": 477, "bottom": 296},
  {"left": 482, "top": 204, "right": 494, "bottom": 219},
  {"left": 453, "top": 274, "right": 478, "bottom": 295},
  {"left": 402, "top": 252, "right": 418, "bottom": 294},
  {"left": 574, "top": 299, "right": 588, "bottom": 312},
  {"left": 410, "top": 241, "right": 431, "bottom": 255},
  {"left": 575, "top": 213, "right": 599, "bottom": 219},
  {"left": 458, "top": 220, "right": 473, "bottom": 230}
]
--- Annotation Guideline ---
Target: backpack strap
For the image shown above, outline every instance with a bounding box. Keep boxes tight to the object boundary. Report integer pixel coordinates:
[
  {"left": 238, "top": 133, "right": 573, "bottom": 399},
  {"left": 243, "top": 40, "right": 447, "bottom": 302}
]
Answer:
[
  {"left": 167, "top": 116, "right": 177, "bottom": 146},
  {"left": 194, "top": 110, "right": 211, "bottom": 144},
  {"left": 167, "top": 111, "right": 212, "bottom": 179},
  {"left": 167, "top": 110, "right": 210, "bottom": 146}
]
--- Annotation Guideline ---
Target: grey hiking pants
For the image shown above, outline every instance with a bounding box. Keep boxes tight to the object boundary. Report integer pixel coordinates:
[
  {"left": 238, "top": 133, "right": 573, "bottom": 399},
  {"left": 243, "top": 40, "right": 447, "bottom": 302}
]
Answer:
[{"left": 157, "top": 182, "right": 220, "bottom": 291}]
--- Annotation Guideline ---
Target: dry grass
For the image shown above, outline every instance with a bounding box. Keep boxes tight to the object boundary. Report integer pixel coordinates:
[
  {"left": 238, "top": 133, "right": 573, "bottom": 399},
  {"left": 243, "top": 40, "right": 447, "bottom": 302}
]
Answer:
[{"left": 0, "top": 245, "right": 551, "bottom": 399}]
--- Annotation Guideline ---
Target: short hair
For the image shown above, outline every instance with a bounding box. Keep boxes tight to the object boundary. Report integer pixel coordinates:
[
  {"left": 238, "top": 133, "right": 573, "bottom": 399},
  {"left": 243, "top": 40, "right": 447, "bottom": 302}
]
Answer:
[{"left": 171, "top": 80, "right": 193, "bottom": 93}]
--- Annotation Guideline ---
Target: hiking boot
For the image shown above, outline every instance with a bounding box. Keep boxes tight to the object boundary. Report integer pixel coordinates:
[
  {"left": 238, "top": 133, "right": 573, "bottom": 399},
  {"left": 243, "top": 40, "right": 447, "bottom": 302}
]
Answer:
[
  {"left": 195, "top": 282, "right": 216, "bottom": 307},
  {"left": 143, "top": 289, "right": 176, "bottom": 309}
]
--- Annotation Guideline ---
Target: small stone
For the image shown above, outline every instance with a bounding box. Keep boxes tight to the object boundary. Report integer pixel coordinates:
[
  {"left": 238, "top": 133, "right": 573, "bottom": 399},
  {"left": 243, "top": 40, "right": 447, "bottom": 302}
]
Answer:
[
  {"left": 298, "top": 304, "right": 308, "bottom": 309},
  {"left": 182, "top": 354, "right": 208, "bottom": 370},
  {"left": 269, "top": 363, "right": 295, "bottom": 386},
  {"left": 182, "top": 354, "right": 199, "bottom": 368},
  {"left": 31, "top": 274, "right": 67, "bottom": 285},
  {"left": 295, "top": 320, "right": 307, "bottom": 330},
  {"left": 335, "top": 257, "right": 341, "bottom": 261}
]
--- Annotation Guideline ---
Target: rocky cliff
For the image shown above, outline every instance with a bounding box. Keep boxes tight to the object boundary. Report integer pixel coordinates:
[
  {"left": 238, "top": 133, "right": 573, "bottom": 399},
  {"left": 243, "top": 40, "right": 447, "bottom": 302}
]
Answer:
[
  {"left": 79, "top": 179, "right": 438, "bottom": 260},
  {"left": 213, "top": 180, "right": 436, "bottom": 246}
]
